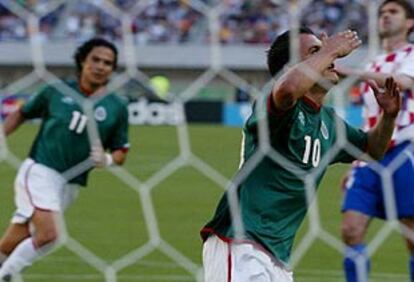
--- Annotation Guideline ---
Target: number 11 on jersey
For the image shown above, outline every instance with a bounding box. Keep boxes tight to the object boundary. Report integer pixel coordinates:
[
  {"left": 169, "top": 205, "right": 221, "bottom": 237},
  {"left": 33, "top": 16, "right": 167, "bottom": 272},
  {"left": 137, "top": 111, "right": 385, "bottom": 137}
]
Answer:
[{"left": 69, "top": 111, "right": 88, "bottom": 134}]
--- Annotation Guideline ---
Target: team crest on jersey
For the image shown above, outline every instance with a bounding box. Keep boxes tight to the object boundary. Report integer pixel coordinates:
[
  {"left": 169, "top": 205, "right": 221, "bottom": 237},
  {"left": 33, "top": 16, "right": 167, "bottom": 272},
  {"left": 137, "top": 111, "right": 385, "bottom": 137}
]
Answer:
[
  {"left": 62, "top": 96, "right": 75, "bottom": 105},
  {"left": 94, "top": 106, "right": 107, "bottom": 121},
  {"left": 321, "top": 121, "right": 329, "bottom": 139},
  {"left": 298, "top": 111, "right": 305, "bottom": 125}
]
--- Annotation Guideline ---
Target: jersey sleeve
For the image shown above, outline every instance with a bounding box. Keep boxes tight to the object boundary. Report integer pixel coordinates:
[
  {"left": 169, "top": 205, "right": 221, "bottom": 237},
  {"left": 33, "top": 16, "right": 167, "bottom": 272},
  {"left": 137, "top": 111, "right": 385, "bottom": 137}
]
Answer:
[
  {"left": 266, "top": 94, "right": 298, "bottom": 132},
  {"left": 244, "top": 94, "right": 298, "bottom": 138},
  {"left": 21, "top": 86, "right": 50, "bottom": 119},
  {"left": 108, "top": 102, "right": 130, "bottom": 153},
  {"left": 396, "top": 50, "right": 414, "bottom": 78},
  {"left": 332, "top": 116, "right": 368, "bottom": 163}
]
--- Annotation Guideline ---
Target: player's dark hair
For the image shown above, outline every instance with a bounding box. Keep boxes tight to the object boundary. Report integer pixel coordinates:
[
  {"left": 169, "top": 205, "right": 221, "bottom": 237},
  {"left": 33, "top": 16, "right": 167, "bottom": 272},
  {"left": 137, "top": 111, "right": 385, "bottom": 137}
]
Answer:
[
  {"left": 379, "top": 0, "right": 414, "bottom": 19},
  {"left": 267, "top": 27, "right": 315, "bottom": 77},
  {"left": 74, "top": 38, "right": 118, "bottom": 76}
]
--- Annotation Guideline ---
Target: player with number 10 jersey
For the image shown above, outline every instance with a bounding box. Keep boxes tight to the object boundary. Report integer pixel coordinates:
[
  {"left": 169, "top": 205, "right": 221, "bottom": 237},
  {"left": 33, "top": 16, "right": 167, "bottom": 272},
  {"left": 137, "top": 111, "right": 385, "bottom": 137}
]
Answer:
[
  {"left": 201, "top": 26, "right": 400, "bottom": 282},
  {"left": 201, "top": 93, "right": 367, "bottom": 266}
]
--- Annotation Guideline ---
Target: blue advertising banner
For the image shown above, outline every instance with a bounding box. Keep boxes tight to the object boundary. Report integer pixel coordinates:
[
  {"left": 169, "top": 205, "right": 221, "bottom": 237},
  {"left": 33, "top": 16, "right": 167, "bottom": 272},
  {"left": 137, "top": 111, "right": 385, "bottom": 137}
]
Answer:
[
  {"left": 223, "top": 102, "right": 252, "bottom": 127},
  {"left": 344, "top": 104, "right": 363, "bottom": 127},
  {"left": 224, "top": 102, "right": 363, "bottom": 128}
]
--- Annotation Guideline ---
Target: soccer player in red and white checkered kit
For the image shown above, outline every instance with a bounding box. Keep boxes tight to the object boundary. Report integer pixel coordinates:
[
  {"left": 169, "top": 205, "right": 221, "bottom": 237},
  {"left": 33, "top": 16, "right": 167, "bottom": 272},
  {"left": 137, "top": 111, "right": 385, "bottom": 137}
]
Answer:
[
  {"left": 0, "top": 38, "right": 130, "bottom": 281},
  {"left": 338, "top": 1, "right": 414, "bottom": 281}
]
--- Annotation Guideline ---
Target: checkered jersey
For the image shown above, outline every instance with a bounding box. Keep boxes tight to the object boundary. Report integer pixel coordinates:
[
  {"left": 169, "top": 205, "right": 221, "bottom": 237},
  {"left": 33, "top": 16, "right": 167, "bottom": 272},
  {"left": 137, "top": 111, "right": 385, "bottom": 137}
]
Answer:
[{"left": 360, "top": 44, "right": 414, "bottom": 147}]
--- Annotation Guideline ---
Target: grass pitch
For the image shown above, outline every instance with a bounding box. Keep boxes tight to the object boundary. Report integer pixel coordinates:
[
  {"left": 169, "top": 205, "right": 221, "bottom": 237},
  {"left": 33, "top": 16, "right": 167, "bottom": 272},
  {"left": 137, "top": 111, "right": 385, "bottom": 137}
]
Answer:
[{"left": 0, "top": 124, "right": 409, "bottom": 281}]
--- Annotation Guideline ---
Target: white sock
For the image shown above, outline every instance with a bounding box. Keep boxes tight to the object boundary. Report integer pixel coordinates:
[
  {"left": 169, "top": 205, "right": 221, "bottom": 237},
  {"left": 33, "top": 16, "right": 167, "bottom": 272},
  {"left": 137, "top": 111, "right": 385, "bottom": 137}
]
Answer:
[
  {"left": 0, "top": 238, "right": 39, "bottom": 278},
  {"left": 0, "top": 252, "right": 7, "bottom": 265}
]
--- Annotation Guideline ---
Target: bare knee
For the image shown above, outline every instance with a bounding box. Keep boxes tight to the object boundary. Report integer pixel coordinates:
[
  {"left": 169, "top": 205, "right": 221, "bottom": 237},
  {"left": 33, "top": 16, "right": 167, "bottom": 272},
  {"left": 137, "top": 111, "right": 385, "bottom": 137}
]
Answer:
[
  {"left": 32, "top": 210, "right": 59, "bottom": 247},
  {"left": 405, "top": 239, "right": 414, "bottom": 254},
  {"left": 341, "top": 221, "right": 365, "bottom": 245},
  {"left": 341, "top": 212, "right": 369, "bottom": 245},
  {"left": 34, "top": 228, "right": 58, "bottom": 247},
  {"left": 400, "top": 218, "right": 414, "bottom": 254}
]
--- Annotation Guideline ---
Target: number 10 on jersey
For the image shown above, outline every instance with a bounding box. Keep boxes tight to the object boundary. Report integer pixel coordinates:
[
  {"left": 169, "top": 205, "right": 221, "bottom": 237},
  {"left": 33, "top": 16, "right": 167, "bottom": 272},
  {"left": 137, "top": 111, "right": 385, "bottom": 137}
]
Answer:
[{"left": 302, "top": 135, "right": 321, "bottom": 167}]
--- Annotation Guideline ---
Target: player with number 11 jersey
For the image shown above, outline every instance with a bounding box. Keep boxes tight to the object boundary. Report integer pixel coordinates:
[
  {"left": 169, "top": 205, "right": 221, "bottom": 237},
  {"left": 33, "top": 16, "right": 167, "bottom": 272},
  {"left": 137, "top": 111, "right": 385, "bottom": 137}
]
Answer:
[
  {"left": 0, "top": 38, "right": 130, "bottom": 281},
  {"left": 23, "top": 79, "right": 129, "bottom": 185}
]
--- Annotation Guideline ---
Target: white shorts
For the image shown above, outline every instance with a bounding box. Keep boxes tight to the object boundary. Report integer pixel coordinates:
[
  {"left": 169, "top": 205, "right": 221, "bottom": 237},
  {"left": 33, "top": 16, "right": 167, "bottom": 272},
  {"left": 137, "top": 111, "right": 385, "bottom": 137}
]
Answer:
[
  {"left": 203, "top": 235, "right": 294, "bottom": 282},
  {"left": 12, "top": 159, "right": 80, "bottom": 224}
]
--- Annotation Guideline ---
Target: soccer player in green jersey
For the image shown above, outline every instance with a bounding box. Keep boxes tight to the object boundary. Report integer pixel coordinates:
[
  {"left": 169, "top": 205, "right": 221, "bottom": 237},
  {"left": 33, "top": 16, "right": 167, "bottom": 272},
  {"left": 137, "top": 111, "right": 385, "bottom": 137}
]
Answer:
[
  {"left": 0, "top": 38, "right": 130, "bottom": 281},
  {"left": 201, "top": 27, "right": 401, "bottom": 281}
]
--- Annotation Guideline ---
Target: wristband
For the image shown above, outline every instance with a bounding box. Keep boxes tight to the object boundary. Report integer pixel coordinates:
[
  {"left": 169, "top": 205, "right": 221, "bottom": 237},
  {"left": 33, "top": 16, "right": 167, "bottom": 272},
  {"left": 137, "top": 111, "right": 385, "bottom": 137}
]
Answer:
[{"left": 105, "top": 153, "right": 114, "bottom": 167}]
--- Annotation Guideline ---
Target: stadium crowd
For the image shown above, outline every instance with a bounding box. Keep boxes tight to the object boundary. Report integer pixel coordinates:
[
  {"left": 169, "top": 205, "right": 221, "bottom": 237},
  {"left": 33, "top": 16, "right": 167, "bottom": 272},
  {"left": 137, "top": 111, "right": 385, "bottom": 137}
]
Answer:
[{"left": 0, "top": 0, "right": 371, "bottom": 44}]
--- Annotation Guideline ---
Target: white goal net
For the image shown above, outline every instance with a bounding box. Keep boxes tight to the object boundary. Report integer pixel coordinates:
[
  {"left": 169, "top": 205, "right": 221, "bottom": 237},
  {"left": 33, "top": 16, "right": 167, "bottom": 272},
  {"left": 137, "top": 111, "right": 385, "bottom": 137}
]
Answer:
[{"left": 0, "top": 0, "right": 412, "bottom": 281}]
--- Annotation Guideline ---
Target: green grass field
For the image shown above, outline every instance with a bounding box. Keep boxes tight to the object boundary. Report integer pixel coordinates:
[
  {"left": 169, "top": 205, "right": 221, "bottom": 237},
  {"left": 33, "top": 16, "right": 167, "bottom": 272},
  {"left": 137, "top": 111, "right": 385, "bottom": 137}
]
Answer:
[{"left": 0, "top": 124, "right": 409, "bottom": 281}]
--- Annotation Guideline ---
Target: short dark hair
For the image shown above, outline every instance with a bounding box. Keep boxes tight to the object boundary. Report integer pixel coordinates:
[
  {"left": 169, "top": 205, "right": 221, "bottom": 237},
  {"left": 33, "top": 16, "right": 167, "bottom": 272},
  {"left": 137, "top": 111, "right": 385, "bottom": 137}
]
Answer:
[
  {"left": 267, "top": 27, "right": 315, "bottom": 77},
  {"left": 379, "top": 0, "right": 414, "bottom": 19},
  {"left": 74, "top": 38, "right": 118, "bottom": 76}
]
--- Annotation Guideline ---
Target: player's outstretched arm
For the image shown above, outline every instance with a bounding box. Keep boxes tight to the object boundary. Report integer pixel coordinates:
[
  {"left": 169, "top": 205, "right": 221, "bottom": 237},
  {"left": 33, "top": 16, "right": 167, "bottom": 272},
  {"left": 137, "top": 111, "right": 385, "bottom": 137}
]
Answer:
[
  {"left": 271, "top": 30, "right": 361, "bottom": 111},
  {"left": 336, "top": 65, "right": 414, "bottom": 90},
  {"left": 2, "top": 109, "right": 26, "bottom": 137},
  {"left": 366, "top": 77, "right": 401, "bottom": 159}
]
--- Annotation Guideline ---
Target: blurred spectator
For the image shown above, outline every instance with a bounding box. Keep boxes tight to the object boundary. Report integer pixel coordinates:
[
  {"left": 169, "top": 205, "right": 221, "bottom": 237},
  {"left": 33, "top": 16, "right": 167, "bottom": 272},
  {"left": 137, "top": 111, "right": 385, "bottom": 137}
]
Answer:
[
  {"left": 0, "top": 5, "right": 26, "bottom": 40},
  {"left": 132, "top": 0, "right": 204, "bottom": 44},
  {"left": 0, "top": 0, "right": 381, "bottom": 45},
  {"left": 301, "top": 0, "right": 368, "bottom": 42},
  {"left": 217, "top": 0, "right": 287, "bottom": 44}
]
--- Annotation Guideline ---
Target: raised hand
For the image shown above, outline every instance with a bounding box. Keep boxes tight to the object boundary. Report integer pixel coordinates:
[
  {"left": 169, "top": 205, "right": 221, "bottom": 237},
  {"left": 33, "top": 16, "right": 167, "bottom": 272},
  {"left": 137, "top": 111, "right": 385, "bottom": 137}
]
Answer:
[
  {"left": 90, "top": 145, "right": 113, "bottom": 168},
  {"left": 334, "top": 64, "right": 355, "bottom": 78},
  {"left": 368, "top": 77, "right": 401, "bottom": 118},
  {"left": 321, "top": 30, "right": 362, "bottom": 58}
]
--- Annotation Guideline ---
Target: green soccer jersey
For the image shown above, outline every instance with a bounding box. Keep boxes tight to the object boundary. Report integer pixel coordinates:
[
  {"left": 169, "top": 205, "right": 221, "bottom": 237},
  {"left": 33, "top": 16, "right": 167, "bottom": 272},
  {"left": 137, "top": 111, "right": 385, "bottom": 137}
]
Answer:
[
  {"left": 21, "top": 80, "right": 129, "bottom": 186},
  {"left": 201, "top": 95, "right": 367, "bottom": 266}
]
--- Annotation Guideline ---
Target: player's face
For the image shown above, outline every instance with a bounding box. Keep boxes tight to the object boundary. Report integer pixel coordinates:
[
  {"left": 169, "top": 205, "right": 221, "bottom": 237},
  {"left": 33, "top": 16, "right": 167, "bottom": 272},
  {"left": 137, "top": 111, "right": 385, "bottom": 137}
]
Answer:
[
  {"left": 80, "top": 46, "right": 115, "bottom": 88},
  {"left": 379, "top": 2, "right": 412, "bottom": 38},
  {"left": 299, "top": 33, "right": 339, "bottom": 84}
]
